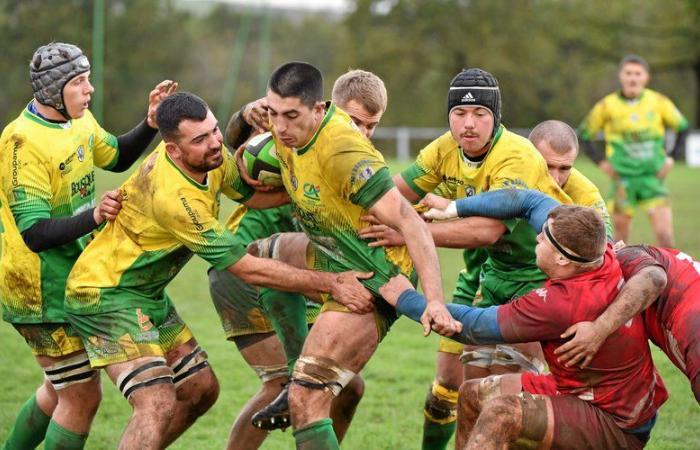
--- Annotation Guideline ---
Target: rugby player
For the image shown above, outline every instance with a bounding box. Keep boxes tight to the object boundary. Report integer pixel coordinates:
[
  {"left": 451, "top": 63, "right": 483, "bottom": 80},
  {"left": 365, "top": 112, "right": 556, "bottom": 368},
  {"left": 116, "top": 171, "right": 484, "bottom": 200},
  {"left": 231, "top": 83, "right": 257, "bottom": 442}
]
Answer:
[
  {"left": 241, "top": 62, "right": 459, "bottom": 449},
  {"left": 381, "top": 204, "right": 667, "bottom": 449},
  {"left": 358, "top": 72, "right": 601, "bottom": 450},
  {"left": 62, "top": 92, "right": 374, "bottom": 450},
  {"left": 579, "top": 54, "right": 689, "bottom": 247},
  {"left": 554, "top": 244, "right": 700, "bottom": 404},
  {"left": 0, "top": 42, "right": 175, "bottom": 450},
  {"left": 210, "top": 69, "right": 387, "bottom": 449}
]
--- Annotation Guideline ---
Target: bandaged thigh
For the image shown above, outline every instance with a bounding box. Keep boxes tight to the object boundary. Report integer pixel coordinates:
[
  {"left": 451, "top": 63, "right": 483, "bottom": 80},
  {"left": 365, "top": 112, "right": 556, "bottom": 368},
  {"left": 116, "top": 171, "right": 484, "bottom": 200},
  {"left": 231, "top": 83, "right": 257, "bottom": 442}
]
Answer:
[
  {"left": 116, "top": 357, "right": 174, "bottom": 400},
  {"left": 292, "top": 355, "right": 356, "bottom": 396},
  {"left": 461, "top": 345, "right": 544, "bottom": 373},
  {"left": 424, "top": 381, "right": 459, "bottom": 424},
  {"left": 170, "top": 346, "right": 210, "bottom": 387},
  {"left": 44, "top": 351, "right": 97, "bottom": 390}
]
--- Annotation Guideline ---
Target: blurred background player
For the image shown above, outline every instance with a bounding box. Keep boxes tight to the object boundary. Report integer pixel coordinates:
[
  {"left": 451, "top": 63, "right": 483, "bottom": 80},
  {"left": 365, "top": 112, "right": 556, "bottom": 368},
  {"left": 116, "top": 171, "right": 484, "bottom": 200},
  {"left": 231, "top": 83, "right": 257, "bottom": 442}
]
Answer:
[
  {"left": 578, "top": 54, "right": 689, "bottom": 247},
  {"left": 210, "top": 69, "right": 387, "bottom": 449},
  {"left": 0, "top": 42, "right": 174, "bottom": 450}
]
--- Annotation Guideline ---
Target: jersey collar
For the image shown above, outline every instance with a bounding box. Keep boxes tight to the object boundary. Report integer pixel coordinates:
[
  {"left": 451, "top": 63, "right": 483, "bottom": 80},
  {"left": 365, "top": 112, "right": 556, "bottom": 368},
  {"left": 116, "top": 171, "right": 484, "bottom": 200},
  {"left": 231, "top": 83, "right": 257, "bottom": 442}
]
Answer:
[
  {"left": 459, "top": 124, "right": 504, "bottom": 166},
  {"left": 23, "top": 102, "right": 72, "bottom": 130},
  {"left": 296, "top": 102, "right": 336, "bottom": 156},
  {"left": 165, "top": 151, "right": 209, "bottom": 191}
]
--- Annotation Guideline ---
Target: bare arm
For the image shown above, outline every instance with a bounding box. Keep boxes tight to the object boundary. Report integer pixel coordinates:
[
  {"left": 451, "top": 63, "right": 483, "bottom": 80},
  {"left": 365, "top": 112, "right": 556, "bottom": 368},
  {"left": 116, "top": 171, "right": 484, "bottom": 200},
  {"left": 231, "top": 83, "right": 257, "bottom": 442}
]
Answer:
[
  {"left": 428, "top": 217, "right": 506, "bottom": 248},
  {"left": 554, "top": 266, "right": 667, "bottom": 367},
  {"left": 359, "top": 215, "right": 506, "bottom": 249},
  {"left": 229, "top": 253, "right": 373, "bottom": 313},
  {"left": 393, "top": 174, "right": 422, "bottom": 203},
  {"left": 243, "top": 190, "right": 290, "bottom": 209},
  {"left": 368, "top": 188, "right": 459, "bottom": 335}
]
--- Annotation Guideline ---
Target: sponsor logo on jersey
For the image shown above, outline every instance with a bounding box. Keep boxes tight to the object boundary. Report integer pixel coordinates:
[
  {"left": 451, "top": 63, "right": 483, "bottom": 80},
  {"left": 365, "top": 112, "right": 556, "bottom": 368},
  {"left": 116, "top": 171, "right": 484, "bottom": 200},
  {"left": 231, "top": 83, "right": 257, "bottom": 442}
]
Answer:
[
  {"left": 180, "top": 197, "right": 204, "bottom": 231},
  {"left": 303, "top": 183, "right": 321, "bottom": 201},
  {"left": 59, "top": 154, "right": 76, "bottom": 175},
  {"left": 71, "top": 171, "right": 95, "bottom": 198},
  {"left": 76, "top": 145, "right": 85, "bottom": 162},
  {"left": 137, "top": 308, "right": 154, "bottom": 332},
  {"left": 350, "top": 160, "right": 378, "bottom": 185},
  {"left": 535, "top": 288, "right": 548, "bottom": 301},
  {"left": 461, "top": 92, "right": 476, "bottom": 102},
  {"left": 465, "top": 186, "right": 476, "bottom": 197}
]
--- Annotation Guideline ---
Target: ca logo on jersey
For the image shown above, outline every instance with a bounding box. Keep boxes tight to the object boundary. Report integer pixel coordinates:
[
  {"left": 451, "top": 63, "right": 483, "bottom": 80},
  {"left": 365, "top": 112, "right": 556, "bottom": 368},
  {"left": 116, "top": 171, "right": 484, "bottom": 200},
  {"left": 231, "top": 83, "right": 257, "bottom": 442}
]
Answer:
[{"left": 303, "top": 183, "right": 321, "bottom": 201}]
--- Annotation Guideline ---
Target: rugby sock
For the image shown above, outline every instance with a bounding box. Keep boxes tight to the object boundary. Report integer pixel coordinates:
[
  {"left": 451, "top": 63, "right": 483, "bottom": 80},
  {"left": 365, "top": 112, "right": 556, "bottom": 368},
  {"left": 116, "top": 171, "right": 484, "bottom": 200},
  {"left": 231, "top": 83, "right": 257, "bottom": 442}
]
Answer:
[
  {"left": 2, "top": 394, "right": 51, "bottom": 450},
  {"left": 421, "top": 382, "right": 459, "bottom": 450},
  {"left": 260, "top": 289, "right": 309, "bottom": 373},
  {"left": 422, "top": 420, "right": 456, "bottom": 450},
  {"left": 293, "top": 418, "right": 339, "bottom": 450},
  {"left": 44, "top": 420, "right": 87, "bottom": 450}
]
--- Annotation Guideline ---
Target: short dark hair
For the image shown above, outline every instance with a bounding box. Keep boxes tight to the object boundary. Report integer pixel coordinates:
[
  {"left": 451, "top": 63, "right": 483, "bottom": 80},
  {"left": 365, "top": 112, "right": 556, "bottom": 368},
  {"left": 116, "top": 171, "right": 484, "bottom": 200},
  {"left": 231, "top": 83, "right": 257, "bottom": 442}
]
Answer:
[
  {"left": 156, "top": 92, "right": 209, "bottom": 141},
  {"left": 268, "top": 62, "right": 323, "bottom": 108},
  {"left": 619, "top": 54, "right": 649, "bottom": 72}
]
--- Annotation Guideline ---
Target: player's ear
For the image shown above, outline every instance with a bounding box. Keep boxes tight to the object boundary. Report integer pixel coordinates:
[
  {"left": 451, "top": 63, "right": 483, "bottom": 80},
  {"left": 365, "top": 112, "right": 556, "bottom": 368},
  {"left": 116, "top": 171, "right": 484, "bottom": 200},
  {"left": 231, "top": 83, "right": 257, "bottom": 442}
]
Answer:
[
  {"left": 555, "top": 254, "right": 570, "bottom": 267},
  {"left": 164, "top": 141, "right": 180, "bottom": 160}
]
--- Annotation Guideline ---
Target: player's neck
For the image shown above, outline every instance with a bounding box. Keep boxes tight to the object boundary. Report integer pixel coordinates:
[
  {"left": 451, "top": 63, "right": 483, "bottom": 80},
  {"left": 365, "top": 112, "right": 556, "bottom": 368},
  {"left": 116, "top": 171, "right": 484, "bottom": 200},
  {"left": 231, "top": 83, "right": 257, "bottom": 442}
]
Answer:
[
  {"left": 297, "top": 108, "right": 326, "bottom": 149},
  {"left": 32, "top": 100, "right": 68, "bottom": 122}
]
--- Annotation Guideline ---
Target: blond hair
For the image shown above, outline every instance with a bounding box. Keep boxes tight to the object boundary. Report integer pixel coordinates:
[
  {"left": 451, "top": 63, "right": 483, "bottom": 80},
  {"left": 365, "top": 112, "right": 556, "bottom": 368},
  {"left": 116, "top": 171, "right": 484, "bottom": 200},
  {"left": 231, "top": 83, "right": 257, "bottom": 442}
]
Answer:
[{"left": 331, "top": 69, "right": 387, "bottom": 115}]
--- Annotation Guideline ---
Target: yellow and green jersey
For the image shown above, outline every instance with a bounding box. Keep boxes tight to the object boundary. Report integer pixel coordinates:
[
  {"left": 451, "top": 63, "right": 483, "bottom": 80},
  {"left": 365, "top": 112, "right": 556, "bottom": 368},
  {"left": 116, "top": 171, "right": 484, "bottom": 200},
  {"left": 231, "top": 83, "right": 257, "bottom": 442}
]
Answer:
[
  {"left": 563, "top": 168, "right": 612, "bottom": 236},
  {"left": 0, "top": 105, "right": 119, "bottom": 323},
  {"left": 224, "top": 204, "right": 297, "bottom": 245},
  {"left": 65, "top": 143, "right": 254, "bottom": 315},
  {"left": 402, "top": 125, "right": 573, "bottom": 281},
  {"left": 579, "top": 89, "right": 688, "bottom": 177},
  {"left": 273, "top": 103, "right": 412, "bottom": 295}
]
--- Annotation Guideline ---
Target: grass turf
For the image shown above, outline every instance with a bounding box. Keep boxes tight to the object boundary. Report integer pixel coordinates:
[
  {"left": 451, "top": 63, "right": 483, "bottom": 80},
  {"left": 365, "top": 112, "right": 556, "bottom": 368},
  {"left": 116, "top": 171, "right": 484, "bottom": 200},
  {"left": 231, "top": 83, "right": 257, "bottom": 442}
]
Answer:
[{"left": 1, "top": 157, "right": 698, "bottom": 449}]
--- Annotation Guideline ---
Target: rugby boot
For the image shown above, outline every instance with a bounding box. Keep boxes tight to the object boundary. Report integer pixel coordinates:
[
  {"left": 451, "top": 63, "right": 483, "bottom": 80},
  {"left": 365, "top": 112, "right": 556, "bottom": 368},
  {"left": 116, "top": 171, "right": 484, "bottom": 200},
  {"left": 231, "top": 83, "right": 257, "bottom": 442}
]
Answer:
[{"left": 252, "top": 383, "right": 291, "bottom": 430}]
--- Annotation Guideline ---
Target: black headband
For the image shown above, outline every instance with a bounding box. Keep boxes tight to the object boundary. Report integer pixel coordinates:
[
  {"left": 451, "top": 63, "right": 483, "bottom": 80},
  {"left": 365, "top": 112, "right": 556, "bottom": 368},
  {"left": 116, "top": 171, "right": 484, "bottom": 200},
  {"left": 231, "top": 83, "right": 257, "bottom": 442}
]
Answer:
[{"left": 543, "top": 221, "right": 600, "bottom": 264}]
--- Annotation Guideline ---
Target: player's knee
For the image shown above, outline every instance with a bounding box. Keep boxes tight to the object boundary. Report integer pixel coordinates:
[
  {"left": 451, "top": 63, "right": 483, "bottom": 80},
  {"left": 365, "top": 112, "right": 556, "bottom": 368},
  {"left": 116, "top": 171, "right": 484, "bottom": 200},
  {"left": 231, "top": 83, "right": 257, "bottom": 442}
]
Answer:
[
  {"left": 188, "top": 367, "right": 219, "bottom": 417},
  {"left": 131, "top": 383, "right": 178, "bottom": 424},
  {"left": 458, "top": 379, "right": 481, "bottom": 412},
  {"left": 479, "top": 394, "right": 521, "bottom": 427},
  {"left": 341, "top": 375, "right": 365, "bottom": 403},
  {"left": 60, "top": 375, "right": 102, "bottom": 415}
]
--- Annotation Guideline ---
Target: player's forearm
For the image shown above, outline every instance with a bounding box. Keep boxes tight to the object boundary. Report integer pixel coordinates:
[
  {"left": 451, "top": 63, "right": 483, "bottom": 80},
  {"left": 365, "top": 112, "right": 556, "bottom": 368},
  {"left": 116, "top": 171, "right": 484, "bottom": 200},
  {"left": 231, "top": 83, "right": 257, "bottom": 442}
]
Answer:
[
  {"left": 225, "top": 107, "right": 253, "bottom": 150},
  {"left": 454, "top": 189, "right": 559, "bottom": 233},
  {"left": 111, "top": 118, "right": 158, "bottom": 172},
  {"left": 428, "top": 218, "right": 505, "bottom": 248},
  {"left": 244, "top": 190, "right": 290, "bottom": 209},
  {"left": 669, "top": 129, "right": 689, "bottom": 159},
  {"left": 396, "top": 289, "right": 504, "bottom": 344},
  {"left": 580, "top": 139, "right": 605, "bottom": 164},
  {"left": 593, "top": 267, "right": 666, "bottom": 337},
  {"left": 21, "top": 208, "right": 98, "bottom": 253},
  {"left": 233, "top": 256, "right": 334, "bottom": 296},
  {"left": 396, "top": 213, "right": 445, "bottom": 304}
]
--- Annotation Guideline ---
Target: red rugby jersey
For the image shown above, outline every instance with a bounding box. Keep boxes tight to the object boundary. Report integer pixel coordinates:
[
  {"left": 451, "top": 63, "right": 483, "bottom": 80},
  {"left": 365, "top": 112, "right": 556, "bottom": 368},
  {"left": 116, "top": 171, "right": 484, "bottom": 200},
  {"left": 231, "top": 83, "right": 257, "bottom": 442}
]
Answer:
[{"left": 498, "top": 246, "right": 668, "bottom": 429}]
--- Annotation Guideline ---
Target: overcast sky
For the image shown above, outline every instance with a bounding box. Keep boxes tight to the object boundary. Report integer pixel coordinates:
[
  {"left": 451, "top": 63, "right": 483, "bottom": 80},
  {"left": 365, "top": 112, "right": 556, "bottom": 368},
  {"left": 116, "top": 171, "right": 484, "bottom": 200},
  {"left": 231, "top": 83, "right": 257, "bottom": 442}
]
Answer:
[{"left": 182, "top": 0, "right": 351, "bottom": 12}]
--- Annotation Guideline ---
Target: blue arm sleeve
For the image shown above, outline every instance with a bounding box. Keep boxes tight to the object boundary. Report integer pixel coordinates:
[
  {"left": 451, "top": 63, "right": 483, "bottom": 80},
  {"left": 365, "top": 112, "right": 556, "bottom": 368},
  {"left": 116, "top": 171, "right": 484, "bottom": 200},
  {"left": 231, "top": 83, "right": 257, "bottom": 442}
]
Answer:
[
  {"left": 454, "top": 189, "right": 560, "bottom": 232},
  {"left": 395, "top": 289, "right": 505, "bottom": 345}
]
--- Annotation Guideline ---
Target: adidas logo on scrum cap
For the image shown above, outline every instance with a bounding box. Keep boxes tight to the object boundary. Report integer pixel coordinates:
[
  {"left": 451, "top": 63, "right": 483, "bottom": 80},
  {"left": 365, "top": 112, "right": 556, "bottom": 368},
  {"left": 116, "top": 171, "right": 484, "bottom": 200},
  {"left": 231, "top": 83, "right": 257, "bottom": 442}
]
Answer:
[{"left": 461, "top": 92, "right": 476, "bottom": 102}]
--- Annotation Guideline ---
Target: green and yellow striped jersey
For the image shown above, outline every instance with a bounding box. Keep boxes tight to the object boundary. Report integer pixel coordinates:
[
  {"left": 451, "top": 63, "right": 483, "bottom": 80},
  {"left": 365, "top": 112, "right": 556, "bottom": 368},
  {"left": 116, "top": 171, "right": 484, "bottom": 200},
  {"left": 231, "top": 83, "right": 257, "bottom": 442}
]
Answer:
[
  {"left": 0, "top": 105, "right": 119, "bottom": 323},
  {"left": 401, "top": 126, "right": 574, "bottom": 282},
  {"left": 579, "top": 89, "right": 688, "bottom": 177},
  {"left": 65, "top": 142, "right": 253, "bottom": 315},
  {"left": 273, "top": 104, "right": 412, "bottom": 295}
]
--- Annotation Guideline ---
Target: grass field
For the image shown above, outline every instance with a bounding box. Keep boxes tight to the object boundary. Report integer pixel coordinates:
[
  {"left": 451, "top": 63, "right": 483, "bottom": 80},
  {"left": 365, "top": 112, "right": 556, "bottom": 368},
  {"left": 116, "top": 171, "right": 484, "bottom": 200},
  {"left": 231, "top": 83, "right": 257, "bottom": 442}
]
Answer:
[{"left": 1, "top": 156, "right": 699, "bottom": 449}]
